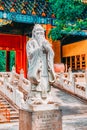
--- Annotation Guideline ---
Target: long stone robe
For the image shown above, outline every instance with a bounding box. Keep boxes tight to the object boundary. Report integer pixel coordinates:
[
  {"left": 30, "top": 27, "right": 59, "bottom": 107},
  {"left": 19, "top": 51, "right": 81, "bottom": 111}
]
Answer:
[{"left": 26, "top": 38, "right": 55, "bottom": 97}]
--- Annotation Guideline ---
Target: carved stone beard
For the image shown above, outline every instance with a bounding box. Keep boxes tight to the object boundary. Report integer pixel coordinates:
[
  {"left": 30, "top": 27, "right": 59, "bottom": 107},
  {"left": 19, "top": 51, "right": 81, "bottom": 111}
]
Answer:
[{"left": 36, "top": 36, "right": 46, "bottom": 47}]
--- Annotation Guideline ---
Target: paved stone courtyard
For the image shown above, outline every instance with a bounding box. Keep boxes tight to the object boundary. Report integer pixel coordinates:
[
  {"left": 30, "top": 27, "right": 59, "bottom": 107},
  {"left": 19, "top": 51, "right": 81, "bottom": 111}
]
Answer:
[
  {"left": 0, "top": 87, "right": 87, "bottom": 130},
  {"left": 52, "top": 87, "right": 87, "bottom": 130}
]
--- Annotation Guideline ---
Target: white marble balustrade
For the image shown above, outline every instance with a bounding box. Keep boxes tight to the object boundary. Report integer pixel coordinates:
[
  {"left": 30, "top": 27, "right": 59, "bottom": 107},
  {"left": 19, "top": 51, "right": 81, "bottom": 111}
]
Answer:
[
  {"left": 0, "top": 69, "right": 31, "bottom": 108},
  {"left": 0, "top": 68, "right": 87, "bottom": 108},
  {"left": 56, "top": 70, "right": 87, "bottom": 100}
]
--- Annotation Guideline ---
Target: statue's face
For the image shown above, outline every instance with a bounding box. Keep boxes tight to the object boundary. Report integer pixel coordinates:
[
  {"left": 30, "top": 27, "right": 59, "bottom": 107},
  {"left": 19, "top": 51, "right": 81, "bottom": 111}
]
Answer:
[{"left": 34, "top": 30, "right": 45, "bottom": 40}]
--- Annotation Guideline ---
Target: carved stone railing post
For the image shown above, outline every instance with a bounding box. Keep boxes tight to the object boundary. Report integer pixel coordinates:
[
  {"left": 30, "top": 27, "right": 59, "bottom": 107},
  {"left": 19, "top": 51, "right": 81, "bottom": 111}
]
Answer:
[
  {"left": 12, "top": 65, "right": 16, "bottom": 73},
  {"left": 3, "top": 73, "right": 9, "bottom": 95},
  {"left": 12, "top": 80, "right": 18, "bottom": 103},
  {"left": 68, "top": 67, "right": 72, "bottom": 80},
  {"left": 85, "top": 85, "right": 87, "bottom": 98},
  {"left": 85, "top": 69, "right": 87, "bottom": 98},
  {"left": 85, "top": 68, "right": 87, "bottom": 83},
  {"left": 10, "top": 66, "right": 16, "bottom": 82},
  {"left": 18, "top": 69, "right": 24, "bottom": 88},
  {"left": 72, "top": 74, "right": 75, "bottom": 93},
  {"left": 4, "top": 74, "right": 8, "bottom": 83},
  {"left": 59, "top": 72, "right": 64, "bottom": 86},
  {"left": 20, "top": 69, "right": 24, "bottom": 79}
]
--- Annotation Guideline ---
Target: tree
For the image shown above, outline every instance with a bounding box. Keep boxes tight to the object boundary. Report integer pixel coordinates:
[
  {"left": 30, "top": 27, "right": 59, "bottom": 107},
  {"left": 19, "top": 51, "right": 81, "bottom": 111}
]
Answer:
[{"left": 48, "top": 0, "right": 87, "bottom": 40}]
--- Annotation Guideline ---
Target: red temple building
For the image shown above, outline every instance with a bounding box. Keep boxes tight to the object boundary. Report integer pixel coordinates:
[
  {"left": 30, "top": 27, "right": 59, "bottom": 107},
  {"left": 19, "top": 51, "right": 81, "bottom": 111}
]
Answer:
[
  {"left": 0, "top": 0, "right": 57, "bottom": 77},
  {"left": 0, "top": 0, "right": 87, "bottom": 76}
]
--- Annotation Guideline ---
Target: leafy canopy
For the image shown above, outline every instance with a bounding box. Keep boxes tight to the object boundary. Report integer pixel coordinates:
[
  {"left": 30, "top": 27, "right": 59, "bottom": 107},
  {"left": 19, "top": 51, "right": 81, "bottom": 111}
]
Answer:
[{"left": 48, "top": 0, "right": 87, "bottom": 40}]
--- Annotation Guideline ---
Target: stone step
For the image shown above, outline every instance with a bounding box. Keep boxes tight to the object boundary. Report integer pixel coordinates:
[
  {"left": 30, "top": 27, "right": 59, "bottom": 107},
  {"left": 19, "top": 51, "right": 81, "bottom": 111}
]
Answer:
[
  {"left": 0, "top": 105, "right": 17, "bottom": 112},
  {"left": 10, "top": 119, "right": 19, "bottom": 122},
  {"left": 10, "top": 112, "right": 19, "bottom": 117},
  {"left": 0, "top": 99, "right": 7, "bottom": 102},
  {"left": 0, "top": 93, "right": 19, "bottom": 123},
  {"left": 10, "top": 115, "right": 19, "bottom": 119}
]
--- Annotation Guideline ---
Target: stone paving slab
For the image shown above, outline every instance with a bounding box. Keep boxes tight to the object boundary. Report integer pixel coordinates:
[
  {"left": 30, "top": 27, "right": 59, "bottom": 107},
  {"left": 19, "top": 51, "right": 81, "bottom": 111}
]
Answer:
[{"left": 52, "top": 87, "right": 87, "bottom": 130}]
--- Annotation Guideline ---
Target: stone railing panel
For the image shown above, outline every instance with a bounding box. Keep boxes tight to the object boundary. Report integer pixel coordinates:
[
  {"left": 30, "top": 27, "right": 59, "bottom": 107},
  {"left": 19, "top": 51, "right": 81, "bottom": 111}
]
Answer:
[{"left": 56, "top": 72, "right": 87, "bottom": 100}]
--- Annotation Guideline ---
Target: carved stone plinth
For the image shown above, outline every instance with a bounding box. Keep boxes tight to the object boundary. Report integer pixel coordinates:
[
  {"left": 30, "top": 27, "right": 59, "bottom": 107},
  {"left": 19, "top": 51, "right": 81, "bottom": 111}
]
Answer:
[{"left": 19, "top": 104, "right": 62, "bottom": 130}]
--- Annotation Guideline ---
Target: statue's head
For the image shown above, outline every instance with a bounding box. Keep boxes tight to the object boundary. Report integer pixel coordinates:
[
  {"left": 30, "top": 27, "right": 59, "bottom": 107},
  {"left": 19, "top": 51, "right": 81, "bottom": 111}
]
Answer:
[{"left": 32, "top": 24, "right": 45, "bottom": 40}]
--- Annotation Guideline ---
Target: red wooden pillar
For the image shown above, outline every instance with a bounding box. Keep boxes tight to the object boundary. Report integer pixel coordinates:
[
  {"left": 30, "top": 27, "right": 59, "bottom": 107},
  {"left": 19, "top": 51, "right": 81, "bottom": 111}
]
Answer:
[
  {"left": 16, "top": 50, "right": 22, "bottom": 74},
  {"left": 15, "top": 35, "right": 22, "bottom": 74},
  {"left": 16, "top": 35, "right": 27, "bottom": 77},
  {"left": 22, "top": 36, "right": 27, "bottom": 77},
  {"left": 46, "top": 24, "right": 52, "bottom": 42}
]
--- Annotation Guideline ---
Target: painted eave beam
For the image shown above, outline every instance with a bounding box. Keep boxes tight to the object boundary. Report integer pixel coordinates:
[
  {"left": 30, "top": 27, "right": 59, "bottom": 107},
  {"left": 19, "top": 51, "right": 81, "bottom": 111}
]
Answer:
[{"left": 0, "top": 11, "right": 55, "bottom": 25}]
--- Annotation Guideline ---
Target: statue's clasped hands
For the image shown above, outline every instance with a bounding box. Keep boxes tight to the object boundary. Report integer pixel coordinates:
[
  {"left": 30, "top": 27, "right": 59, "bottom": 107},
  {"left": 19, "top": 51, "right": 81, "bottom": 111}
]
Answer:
[{"left": 41, "top": 44, "right": 49, "bottom": 53}]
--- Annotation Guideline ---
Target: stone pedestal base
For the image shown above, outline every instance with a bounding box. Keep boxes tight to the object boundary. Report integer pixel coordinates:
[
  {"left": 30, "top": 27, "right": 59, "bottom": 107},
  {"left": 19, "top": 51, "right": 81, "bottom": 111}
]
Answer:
[{"left": 19, "top": 104, "right": 62, "bottom": 130}]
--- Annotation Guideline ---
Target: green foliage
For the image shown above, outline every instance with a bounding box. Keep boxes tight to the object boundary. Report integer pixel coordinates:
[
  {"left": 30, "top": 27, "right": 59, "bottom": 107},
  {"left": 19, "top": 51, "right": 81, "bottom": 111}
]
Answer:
[{"left": 48, "top": 0, "right": 87, "bottom": 40}]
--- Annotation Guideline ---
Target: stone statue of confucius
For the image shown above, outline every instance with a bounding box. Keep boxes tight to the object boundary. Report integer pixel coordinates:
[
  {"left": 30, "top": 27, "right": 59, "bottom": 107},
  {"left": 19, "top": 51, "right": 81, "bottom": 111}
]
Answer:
[{"left": 26, "top": 24, "right": 55, "bottom": 104}]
